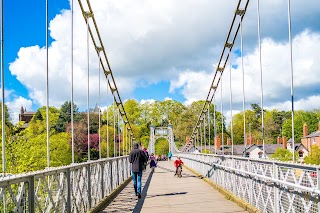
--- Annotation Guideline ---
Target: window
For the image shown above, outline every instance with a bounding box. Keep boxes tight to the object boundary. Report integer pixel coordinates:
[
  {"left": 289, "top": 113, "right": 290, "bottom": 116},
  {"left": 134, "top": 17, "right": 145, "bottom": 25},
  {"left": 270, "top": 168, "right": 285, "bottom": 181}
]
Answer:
[
  {"left": 258, "top": 152, "right": 263, "bottom": 158},
  {"left": 245, "top": 152, "right": 250, "bottom": 158},
  {"left": 313, "top": 138, "right": 316, "bottom": 144},
  {"left": 299, "top": 151, "right": 304, "bottom": 158}
]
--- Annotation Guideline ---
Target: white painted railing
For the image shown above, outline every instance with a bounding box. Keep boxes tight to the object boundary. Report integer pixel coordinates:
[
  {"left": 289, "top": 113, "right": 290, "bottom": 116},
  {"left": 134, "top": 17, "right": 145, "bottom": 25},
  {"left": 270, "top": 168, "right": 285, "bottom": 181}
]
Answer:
[
  {"left": 175, "top": 153, "right": 320, "bottom": 213},
  {"left": 0, "top": 156, "right": 131, "bottom": 212}
]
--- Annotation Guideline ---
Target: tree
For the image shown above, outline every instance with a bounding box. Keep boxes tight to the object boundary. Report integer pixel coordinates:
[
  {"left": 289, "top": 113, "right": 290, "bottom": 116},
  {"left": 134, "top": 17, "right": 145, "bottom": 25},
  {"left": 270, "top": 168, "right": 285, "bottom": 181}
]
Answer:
[
  {"left": 304, "top": 145, "right": 320, "bottom": 165},
  {"left": 7, "top": 132, "right": 72, "bottom": 173},
  {"left": 0, "top": 102, "right": 14, "bottom": 136},
  {"left": 79, "top": 112, "right": 100, "bottom": 134},
  {"left": 270, "top": 148, "right": 298, "bottom": 162},
  {"left": 27, "top": 106, "right": 60, "bottom": 135},
  {"left": 251, "top": 103, "right": 262, "bottom": 119},
  {"left": 66, "top": 122, "right": 87, "bottom": 161},
  {"left": 100, "top": 124, "right": 116, "bottom": 157},
  {"left": 55, "top": 101, "right": 80, "bottom": 133},
  {"left": 282, "top": 110, "right": 319, "bottom": 141},
  {"left": 155, "top": 138, "right": 169, "bottom": 155},
  {"left": 140, "top": 135, "right": 150, "bottom": 149},
  {"left": 124, "top": 99, "right": 141, "bottom": 125}
]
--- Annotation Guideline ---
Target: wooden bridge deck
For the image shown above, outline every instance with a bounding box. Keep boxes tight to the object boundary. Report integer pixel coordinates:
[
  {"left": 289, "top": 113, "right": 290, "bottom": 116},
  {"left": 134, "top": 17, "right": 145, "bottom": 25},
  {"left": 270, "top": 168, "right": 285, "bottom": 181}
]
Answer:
[{"left": 99, "top": 161, "right": 247, "bottom": 213}]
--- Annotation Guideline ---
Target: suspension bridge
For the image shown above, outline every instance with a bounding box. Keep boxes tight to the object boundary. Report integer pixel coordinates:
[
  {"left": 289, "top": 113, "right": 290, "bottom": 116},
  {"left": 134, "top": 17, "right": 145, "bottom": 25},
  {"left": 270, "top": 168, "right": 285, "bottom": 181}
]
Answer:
[{"left": 0, "top": 0, "right": 319, "bottom": 212}]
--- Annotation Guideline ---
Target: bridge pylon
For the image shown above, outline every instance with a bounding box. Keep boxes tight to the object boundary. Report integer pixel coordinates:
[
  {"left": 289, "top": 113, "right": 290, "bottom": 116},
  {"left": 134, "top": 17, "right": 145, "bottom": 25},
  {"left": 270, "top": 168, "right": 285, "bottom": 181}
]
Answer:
[{"left": 148, "top": 124, "right": 179, "bottom": 155}]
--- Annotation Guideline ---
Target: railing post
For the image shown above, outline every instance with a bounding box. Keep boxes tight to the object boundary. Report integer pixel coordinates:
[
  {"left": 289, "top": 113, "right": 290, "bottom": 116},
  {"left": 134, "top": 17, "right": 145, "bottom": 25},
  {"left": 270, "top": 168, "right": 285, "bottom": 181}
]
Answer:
[
  {"left": 248, "top": 159, "right": 253, "bottom": 205},
  {"left": 273, "top": 162, "right": 279, "bottom": 213},
  {"left": 100, "top": 162, "right": 104, "bottom": 198},
  {"left": 110, "top": 161, "right": 113, "bottom": 191},
  {"left": 232, "top": 157, "right": 236, "bottom": 194},
  {"left": 66, "top": 168, "right": 71, "bottom": 213},
  {"left": 122, "top": 158, "right": 125, "bottom": 182},
  {"left": 117, "top": 159, "right": 119, "bottom": 186},
  {"left": 87, "top": 164, "right": 92, "bottom": 209},
  {"left": 221, "top": 157, "right": 225, "bottom": 187},
  {"left": 317, "top": 167, "right": 320, "bottom": 213},
  {"left": 28, "top": 176, "right": 35, "bottom": 213},
  {"left": 202, "top": 155, "right": 205, "bottom": 176}
]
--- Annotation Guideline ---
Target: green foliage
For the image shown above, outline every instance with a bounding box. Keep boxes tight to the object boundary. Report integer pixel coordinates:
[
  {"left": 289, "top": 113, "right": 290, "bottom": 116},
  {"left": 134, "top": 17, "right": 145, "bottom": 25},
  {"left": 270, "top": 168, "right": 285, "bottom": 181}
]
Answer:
[
  {"left": 4, "top": 98, "right": 320, "bottom": 174},
  {"left": 230, "top": 110, "right": 258, "bottom": 144},
  {"left": 124, "top": 99, "right": 141, "bottom": 125},
  {"left": 0, "top": 102, "right": 14, "bottom": 137},
  {"left": 27, "top": 106, "right": 60, "bottom": 135},
  {"left": 140, "top": 135, "right": 150, "bottom": 148},
  {"left": 100, "top": 124, "right": 117, "bottom": 157},
  {"left": 304, "top": 145, "right": 320, "bottom": 165},
  {"left": 7, "top": 132, "right": 72, "bottom": 173},
  {"left": 155, "top": 138, "right": 169, "bottom": 155},
  {"left": 282, "top": 110, "right": 319, "bottom": 141},
  {"left": 270, "top": 148, "right": 298, "bottom": 162},
  {"left": 202, "top": 149, "right": 211, "bottom": 154},
  {"left": 55, "top": 101, "right": 80, "bottom": 133}
]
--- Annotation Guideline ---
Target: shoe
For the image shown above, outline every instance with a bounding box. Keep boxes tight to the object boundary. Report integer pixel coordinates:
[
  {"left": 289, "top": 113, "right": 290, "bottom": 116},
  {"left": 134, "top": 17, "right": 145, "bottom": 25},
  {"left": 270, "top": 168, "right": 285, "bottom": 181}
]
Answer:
[{"left": 138, "top": 193, "right": 141, "bottom": 199}]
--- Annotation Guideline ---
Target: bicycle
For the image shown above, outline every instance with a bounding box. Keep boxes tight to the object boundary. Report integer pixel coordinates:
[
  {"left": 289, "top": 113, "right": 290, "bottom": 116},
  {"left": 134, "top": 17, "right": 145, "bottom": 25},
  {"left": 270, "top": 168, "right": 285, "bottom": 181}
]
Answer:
[{"left": 176, "top": 165, "right": 182, "bottom": 178}]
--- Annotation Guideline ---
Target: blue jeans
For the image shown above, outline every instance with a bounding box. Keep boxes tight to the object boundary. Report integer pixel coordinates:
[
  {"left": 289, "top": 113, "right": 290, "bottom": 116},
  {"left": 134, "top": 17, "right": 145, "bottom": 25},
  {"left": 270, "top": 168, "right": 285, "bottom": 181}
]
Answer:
[{"left": 132, "top": 171, "right": 142, "bottom": 195}]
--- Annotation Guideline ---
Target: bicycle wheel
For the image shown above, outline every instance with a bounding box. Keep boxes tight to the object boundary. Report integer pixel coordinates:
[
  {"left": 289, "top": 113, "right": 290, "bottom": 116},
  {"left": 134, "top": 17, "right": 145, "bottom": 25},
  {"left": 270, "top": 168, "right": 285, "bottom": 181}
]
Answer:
[{"left": 177, "top": 166, "right": 182, "bottom": 178}]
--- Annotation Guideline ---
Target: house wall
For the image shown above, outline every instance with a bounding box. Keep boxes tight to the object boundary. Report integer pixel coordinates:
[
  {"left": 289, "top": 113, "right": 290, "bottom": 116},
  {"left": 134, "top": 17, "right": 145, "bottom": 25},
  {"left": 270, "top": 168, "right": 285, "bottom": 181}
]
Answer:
[
  {"left": 249, "top": 147, "right": 263, "bottom": 159},
  {"left": 301, "top": 136, "right": 320, "bottom": 151}
]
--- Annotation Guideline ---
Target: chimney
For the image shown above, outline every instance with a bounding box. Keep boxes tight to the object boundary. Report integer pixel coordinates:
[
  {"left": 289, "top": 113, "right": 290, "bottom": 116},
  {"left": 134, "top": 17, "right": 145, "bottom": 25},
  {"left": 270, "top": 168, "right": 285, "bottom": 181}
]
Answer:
[
  {"left": 250, "top": 134, "right": 254, "bottom": 145},
  {"left": 318, "top": 122, "right": 320, "bottom": 131},
  {"left": 257, "top": 139, "right": 261, "bottom": 145},
  {"left": 303, "top": 123, "right": 308, "bottom": 137},
  {"left": 215, "top": 136, "right": 221, "bottom": 151},
  {"left": 186, "top": 136, "right": 190, "bottom": 144},
  {"left": 277, "top": 136, "right": 281, "bottom": 144},
  {"left": 246, "top": 135, "right": 250, "bottom": 145},
  {"left": 227, "top": 138, "right": 231, "bottom": 146},
  {"left": 282, "top": 136, "right": 287, "bottom": 149}
]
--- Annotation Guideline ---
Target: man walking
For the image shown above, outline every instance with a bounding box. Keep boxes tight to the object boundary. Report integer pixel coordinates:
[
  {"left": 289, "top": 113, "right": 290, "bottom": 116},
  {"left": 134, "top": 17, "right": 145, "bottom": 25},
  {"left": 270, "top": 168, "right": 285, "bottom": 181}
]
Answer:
[{"left": 129, "top": 142, "right": 147, "bottom": 198}]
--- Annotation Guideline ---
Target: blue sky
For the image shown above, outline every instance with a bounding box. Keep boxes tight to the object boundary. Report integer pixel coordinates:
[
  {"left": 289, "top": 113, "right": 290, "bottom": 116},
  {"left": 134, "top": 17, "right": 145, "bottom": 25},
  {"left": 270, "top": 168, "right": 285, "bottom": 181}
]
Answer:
[{"left": 4, "top": 0, "right": 320, "bottom": 123}]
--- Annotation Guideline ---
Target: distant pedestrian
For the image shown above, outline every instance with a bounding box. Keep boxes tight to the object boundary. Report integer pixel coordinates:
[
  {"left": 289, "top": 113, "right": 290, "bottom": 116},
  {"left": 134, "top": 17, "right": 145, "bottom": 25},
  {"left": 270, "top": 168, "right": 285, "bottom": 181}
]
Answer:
[
  {"left": 143, "top": 148, "right": 149, "bottom": 159},
  {"left": 150, "top": 153, "right": 157, "bottom": 171},
  {"left": 168, "top": 151, "right": 172, "bottom": 161},
  {"left": 143, "top": 148, "right": 149, "bottom": 171},
  {"left": 129, "top": 143, "right": 147, "bottom": 198}
]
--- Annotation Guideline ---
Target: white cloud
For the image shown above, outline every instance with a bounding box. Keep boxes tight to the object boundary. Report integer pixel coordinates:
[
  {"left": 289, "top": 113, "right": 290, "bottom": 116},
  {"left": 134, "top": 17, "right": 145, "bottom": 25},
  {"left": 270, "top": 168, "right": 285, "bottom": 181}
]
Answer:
[
  {"left": 170, "top": 70, "right": 212, "bottom": 102},
  {"left": 6, "top": 96, "right": 33, "bottom": 124},
  {"left": 8, "top": 0, "right": 320, "bottom": 115},
  {"left": 172, "top": 31, "right": 320, "bottom": 112},
  {"left": 164, "top": 97, "right": 172, "bottom": 101},
  {"left": 140, "top": 99, "right": 155, "bottom": 105},
  {"left": 266, "top": 95, "right": 320, "bottom": 112}
]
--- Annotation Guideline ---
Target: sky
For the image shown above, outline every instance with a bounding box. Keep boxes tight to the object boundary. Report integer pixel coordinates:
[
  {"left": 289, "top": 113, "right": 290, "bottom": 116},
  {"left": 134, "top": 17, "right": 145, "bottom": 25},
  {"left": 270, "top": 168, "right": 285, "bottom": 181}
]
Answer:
[{"left": 3, "top": 0, "right": 320, "bottom": 124}]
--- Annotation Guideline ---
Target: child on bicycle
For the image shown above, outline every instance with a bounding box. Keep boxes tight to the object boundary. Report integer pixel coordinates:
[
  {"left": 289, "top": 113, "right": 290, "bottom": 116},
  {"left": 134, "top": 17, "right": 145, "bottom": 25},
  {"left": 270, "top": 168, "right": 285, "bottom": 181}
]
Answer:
[{"left": 174, "top": 156, "right": 184, "bottom": 176}]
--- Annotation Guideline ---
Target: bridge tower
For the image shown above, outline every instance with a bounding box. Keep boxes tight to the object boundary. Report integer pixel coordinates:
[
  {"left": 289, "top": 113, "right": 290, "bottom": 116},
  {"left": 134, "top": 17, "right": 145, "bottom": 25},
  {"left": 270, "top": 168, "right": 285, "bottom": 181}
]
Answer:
[{"left": 148, "top": 124, "right": 177, "bottom": 154}]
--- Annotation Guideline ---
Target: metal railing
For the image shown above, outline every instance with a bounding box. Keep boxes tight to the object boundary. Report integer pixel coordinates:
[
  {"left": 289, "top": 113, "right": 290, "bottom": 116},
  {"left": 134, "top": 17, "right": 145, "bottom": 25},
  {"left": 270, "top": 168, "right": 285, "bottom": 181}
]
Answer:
[
  {"left": 0, "top": 156, "right": 131, "bottom": 212},
  {"left": 176, "top": 153, "right": 320, "bottom": 213}
]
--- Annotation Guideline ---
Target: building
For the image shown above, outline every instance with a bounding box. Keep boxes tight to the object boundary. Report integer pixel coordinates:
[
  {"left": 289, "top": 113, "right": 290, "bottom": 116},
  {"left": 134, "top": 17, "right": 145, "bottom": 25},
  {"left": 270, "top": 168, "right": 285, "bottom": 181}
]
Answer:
[
  {"left": 19, "top": 106, "right": 35, "bottom": 128},
  {"left": 301, "top": 123, "right": 320, "bottom": 152}
]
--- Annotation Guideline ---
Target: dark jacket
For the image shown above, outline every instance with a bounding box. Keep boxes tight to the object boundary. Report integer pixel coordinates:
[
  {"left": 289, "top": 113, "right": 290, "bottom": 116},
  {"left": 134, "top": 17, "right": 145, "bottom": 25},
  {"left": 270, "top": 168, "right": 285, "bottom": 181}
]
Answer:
[{"left": 129, "top": 148, "right": 147, "bottom": 172}]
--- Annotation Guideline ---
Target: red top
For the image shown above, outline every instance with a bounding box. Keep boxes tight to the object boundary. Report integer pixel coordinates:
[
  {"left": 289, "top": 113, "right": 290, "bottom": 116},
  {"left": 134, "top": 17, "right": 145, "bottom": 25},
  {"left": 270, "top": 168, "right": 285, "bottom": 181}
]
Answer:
[{"left": 174, "top": 159, "right": 184, "bottom": 168}]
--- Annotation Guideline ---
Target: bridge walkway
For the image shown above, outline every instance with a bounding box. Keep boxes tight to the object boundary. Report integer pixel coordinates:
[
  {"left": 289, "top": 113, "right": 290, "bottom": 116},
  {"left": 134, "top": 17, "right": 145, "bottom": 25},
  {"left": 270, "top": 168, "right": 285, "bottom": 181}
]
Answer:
[{"left": 99, "top": 161, "right": 247, "bottom": 213}]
